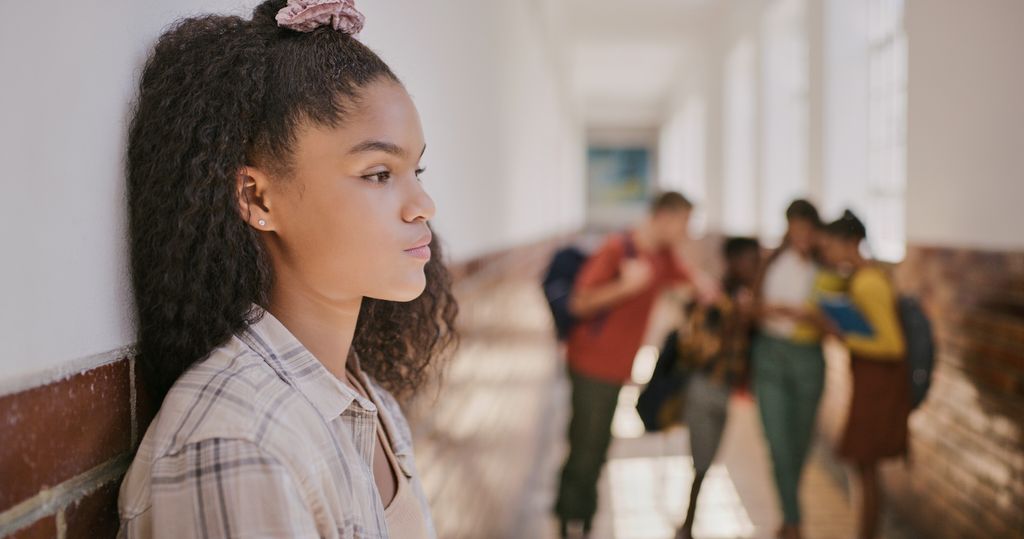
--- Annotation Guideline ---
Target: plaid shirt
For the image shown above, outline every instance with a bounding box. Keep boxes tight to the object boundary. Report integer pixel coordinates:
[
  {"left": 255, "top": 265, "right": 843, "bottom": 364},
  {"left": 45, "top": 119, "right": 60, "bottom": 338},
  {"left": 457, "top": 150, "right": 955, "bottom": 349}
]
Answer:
[{"left": 118, "top": 307, "right": 435, "bottom": 538}]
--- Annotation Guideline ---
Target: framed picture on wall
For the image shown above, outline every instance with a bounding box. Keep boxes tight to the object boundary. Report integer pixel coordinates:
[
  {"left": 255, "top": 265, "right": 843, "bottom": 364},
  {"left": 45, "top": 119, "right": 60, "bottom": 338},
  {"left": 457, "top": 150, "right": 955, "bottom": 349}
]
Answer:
[{"left": 586, "top": 147, "right": 651, "bottom": 207}]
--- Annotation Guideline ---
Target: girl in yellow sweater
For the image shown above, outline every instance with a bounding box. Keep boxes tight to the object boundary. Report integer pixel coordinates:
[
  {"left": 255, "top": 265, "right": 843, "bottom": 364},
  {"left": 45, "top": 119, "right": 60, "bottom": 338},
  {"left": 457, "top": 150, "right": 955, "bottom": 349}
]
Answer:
[{"left": 819, "top": 210, "right": 910, "bottom": 539}]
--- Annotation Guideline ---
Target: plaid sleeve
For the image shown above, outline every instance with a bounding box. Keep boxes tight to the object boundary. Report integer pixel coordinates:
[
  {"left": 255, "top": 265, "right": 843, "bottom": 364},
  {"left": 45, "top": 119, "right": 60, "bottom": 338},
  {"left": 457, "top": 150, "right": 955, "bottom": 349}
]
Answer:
[{"left": 148, "top": 438, "right": 319, "bottom": 538}]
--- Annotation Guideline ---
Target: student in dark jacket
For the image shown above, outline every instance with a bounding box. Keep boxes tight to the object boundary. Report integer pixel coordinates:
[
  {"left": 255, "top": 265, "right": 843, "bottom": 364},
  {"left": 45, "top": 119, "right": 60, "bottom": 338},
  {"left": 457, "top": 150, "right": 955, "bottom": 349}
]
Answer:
[{"left": 674, "top": 237, "right": 760, "bottom": 539}]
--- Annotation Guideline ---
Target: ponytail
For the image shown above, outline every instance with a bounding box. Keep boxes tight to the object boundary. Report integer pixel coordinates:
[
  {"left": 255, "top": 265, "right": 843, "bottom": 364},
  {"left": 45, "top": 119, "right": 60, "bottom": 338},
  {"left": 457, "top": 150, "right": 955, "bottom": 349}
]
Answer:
[{"left": 128, "top": 1, "right": 456, "bottom": 402}]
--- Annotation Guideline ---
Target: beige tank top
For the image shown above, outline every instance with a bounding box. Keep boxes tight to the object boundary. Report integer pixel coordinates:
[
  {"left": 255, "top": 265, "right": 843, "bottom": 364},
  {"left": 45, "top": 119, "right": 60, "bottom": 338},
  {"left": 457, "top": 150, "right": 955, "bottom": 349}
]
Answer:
[
  {"left": 379, "top": 423, "right": 431, "bottom": 538},
  {"left": 349, "top": 370, "right": 431, "bottom": 538}
]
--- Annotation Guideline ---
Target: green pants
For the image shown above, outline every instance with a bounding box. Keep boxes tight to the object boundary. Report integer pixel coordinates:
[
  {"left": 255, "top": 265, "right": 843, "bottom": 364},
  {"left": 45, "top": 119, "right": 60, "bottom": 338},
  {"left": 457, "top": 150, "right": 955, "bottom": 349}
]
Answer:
[
  {"left": 554, "top": 370, "right": 622, "bottom": 527},
  {"left": 752, "top": 334, "right": 825, "bottom": 525}
]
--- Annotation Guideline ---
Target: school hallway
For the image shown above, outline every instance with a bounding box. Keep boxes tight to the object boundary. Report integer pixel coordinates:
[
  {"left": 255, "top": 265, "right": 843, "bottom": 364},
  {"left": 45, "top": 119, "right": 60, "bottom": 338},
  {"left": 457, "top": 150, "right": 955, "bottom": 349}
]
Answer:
[
  {"left": 3, "top": 1, "right": 1023, "bottom": 538},
  {"left": 410, "top": 262, "right": 920, "bottom": 539}
]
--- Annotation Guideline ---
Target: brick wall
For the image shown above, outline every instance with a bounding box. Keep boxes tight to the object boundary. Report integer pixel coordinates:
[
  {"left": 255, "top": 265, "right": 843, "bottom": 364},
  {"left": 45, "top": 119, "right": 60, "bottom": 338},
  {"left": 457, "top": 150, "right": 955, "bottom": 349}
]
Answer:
[
  {"left": 816, "top": 245, "right": 1024, "bottom": 539},
  {"left": 0, "top": 358, "right": 157, "bottom": 538}
]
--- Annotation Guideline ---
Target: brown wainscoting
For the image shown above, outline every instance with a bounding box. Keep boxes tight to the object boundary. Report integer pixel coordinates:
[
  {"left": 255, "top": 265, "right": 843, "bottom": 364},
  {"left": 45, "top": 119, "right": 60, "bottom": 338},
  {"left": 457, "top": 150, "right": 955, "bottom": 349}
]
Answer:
[
  {"left": 0, "top": 356, "right": 135, "bottom": 538},
  {"left": 448, "top": 232, "right": 580, "bottom": 285}
]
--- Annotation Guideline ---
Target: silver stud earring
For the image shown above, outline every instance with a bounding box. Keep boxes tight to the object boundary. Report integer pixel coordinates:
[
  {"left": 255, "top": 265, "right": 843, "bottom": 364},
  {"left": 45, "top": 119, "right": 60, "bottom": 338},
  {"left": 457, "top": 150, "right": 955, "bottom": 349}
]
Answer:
[{"left": 258, "top": 219, "right": 267, "bottom": 226}]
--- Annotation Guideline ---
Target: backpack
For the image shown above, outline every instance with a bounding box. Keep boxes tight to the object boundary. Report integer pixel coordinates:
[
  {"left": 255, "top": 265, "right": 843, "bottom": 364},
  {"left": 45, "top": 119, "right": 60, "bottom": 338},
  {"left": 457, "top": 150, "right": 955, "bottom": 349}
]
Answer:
[
  {"left": 636, "top": 298, "right": 736, "bottom": 433},
  {"left": 542, "top": 246, "right": 588, "bottom": 341},
  {"left": 541, "top": 234, "right": 637, "bottom": 341},
  {"left": 636, "top": 329, "right": 693, "bottom": 432},
  {"left": 898, "top": 295, "right": 935, "bottom": 409}
]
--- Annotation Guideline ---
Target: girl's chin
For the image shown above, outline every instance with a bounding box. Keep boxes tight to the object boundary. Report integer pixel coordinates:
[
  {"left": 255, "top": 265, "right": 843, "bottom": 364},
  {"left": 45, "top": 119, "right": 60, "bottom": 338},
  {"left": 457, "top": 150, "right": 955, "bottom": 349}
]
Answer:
[{"left": 371, "top": 277, "right": 427, "bottom": 303}]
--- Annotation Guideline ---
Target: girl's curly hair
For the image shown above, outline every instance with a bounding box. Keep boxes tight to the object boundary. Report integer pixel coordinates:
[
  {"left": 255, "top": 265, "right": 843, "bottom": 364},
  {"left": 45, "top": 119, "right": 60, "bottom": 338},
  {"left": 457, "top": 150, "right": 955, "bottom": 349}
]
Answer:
[{"left": 128, "top": 0, "right": 458, "bottom": 402}]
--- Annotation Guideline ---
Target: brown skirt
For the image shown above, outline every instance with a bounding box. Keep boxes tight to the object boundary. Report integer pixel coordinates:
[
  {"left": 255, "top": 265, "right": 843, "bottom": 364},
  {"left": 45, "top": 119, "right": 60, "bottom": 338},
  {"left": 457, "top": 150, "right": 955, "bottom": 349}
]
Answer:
[{"left": 839, "top": 357, "right": 910, "bottom": 464}]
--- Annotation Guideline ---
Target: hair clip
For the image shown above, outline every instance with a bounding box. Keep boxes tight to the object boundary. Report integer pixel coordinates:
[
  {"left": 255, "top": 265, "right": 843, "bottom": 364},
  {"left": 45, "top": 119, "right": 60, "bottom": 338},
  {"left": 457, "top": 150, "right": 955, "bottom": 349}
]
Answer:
[{"left": 276, "top": 0, "right": 365, "bottom": 36}]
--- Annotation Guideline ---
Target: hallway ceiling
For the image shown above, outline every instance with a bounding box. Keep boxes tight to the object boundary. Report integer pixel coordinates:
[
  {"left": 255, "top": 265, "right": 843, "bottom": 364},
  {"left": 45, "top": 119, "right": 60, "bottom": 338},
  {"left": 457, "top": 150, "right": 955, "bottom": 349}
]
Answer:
[{"left": 544, "top": 0, "right": 721, "bottom": 128}]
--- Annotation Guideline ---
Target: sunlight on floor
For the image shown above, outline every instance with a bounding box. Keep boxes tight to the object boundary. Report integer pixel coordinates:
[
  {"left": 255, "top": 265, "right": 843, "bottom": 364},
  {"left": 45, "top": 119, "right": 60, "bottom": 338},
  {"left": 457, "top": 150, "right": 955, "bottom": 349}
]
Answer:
[
  {"left": 611, "top": 345, "right": 664, "bottom": 440},
  {"left": 631, "top": 345, "right": 661, "bottom": 385},
  {"left": 608, "top": 456, "right": 756, "bottom": 539},
  {"left": 612, "top": 385, "right": 647, "bottom": 439}
]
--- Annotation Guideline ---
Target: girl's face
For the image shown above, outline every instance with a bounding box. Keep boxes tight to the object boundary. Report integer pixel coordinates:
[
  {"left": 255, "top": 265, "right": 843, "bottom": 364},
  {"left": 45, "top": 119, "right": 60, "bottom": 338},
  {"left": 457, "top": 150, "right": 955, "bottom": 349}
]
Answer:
[
  {"left": 729, "top": 250, "right": 761, "bottom": 286},
  {"left": 819, "top": 234, "right": 857, "bottom": 268},
  {"left": 248, "top": 79, "right": 435, "bottom": 304},
  {"left": 786, "top": 218, "right": 817, "bottom": 255}
]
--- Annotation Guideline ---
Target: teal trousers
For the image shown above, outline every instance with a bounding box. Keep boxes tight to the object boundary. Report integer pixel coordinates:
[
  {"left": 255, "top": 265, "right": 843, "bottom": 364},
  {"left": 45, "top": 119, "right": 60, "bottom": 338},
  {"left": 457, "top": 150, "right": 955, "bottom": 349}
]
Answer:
[{"left": 752, "top": 334, "right": 825, "bottom": 525}]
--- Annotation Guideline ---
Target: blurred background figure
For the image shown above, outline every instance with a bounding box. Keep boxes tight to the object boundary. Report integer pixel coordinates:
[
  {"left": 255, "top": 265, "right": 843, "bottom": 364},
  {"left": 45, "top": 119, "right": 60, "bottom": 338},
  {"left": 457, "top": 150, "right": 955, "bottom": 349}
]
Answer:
[
  {"left": 818, "top": 211, "right": 912, "bottom": 539},
  {"left": 673, "top": 237, "right": 761, "bottom": 539},
  {"left": 3, "top": 1, "right": 1024, "bottom": 538},
  {"left": 750, "top": 200, "right": 833, "bottom": 539},
  {"left": 553, "top": 192, "right": 699, "bottom": 539}
]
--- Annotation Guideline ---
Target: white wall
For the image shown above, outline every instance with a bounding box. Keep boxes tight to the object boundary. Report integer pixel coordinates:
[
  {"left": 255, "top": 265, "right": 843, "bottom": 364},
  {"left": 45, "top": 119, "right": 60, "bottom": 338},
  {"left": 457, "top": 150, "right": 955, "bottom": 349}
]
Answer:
[
  {"left": 362, "top": 0, "right": 584, "bottom": 259},
  {"left": 904, "top": 0, "right": 1024, "bottom": 250},
  {"left": 0, "top": 0, "right": 251, "bottom": 390},
  {"left": 492, "top": 2, "right": 586, "bottom": 246},
  {"left": 0, "top": 0, "right": 581, "bottom": 388}
]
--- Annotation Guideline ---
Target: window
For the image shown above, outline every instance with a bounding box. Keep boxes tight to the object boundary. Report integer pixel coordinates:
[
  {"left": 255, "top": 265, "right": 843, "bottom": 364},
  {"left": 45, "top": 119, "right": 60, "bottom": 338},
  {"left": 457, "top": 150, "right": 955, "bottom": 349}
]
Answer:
[
  {"left": 723, "top": 39, "right": 758, "bottom": 236},
  {"left": 659, "top": 96, "right": 708, "bottom": 236},
  {"left": 761, "top": 0, "right": 810, "bottom": 245},
  {"left": 866, "top": 0, "right": 907, "bottom": 262}
]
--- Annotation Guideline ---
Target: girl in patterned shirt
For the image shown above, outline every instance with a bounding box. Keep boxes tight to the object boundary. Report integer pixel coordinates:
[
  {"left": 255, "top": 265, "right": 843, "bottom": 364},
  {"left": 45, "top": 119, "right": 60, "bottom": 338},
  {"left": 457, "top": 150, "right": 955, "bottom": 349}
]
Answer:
[{"left": 120, "top": 1, "right": 457, "bottom": 537}]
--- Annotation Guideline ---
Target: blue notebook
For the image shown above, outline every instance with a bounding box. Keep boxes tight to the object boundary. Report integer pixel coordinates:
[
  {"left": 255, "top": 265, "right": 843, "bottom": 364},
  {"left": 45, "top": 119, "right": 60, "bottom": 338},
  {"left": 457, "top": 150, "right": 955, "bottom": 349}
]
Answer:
[{"left": 818, "top": 295, "right": 874, "bottom": 337}]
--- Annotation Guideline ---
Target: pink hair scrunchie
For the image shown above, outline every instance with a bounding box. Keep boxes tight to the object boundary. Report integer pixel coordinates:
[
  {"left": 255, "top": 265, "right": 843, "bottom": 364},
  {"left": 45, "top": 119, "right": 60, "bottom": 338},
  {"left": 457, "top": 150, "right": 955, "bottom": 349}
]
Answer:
[{"left": 275, "top": 0, "right": 365, "bottom": 35}]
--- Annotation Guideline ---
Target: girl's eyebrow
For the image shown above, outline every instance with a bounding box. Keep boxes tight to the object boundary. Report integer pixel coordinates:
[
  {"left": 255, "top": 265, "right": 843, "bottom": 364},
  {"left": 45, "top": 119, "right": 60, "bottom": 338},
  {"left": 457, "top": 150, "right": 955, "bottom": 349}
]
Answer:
[
  {"left": 347, "top": 141, "right": 428, "bottom": 159},
  {"left": 348, "top": 140, "right": 405, "bottom": 157}
]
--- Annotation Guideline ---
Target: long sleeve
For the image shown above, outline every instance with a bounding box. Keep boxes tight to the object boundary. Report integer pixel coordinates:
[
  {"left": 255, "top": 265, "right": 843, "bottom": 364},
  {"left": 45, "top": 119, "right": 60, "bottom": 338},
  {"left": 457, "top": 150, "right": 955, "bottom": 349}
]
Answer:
[
  {"left": 127, "top": 438, "right": 320, "bottom": 539},
  {"left": 844, "top": 267, "right": 906, "bottom": 360}
]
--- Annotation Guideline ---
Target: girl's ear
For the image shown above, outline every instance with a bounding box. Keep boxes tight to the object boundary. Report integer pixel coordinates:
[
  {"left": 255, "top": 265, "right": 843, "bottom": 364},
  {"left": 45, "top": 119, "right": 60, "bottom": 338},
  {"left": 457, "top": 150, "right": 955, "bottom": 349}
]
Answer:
[{"left": 237, "top": 166, "right": 276, "bottom": 232}]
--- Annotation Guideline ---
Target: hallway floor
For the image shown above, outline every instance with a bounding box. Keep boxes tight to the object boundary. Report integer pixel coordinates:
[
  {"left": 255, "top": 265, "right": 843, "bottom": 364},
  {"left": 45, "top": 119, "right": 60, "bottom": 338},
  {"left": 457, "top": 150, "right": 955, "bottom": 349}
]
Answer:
[{"left": 408, "top": 272, "right": 920, "bottom": 539}]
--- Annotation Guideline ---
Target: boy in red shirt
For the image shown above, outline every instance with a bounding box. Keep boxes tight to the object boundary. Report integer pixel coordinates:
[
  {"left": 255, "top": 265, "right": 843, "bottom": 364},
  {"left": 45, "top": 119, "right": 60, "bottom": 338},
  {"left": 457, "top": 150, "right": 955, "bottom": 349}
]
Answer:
[{"left": 555, "top": 192, "right": 713, "bottom": 537}]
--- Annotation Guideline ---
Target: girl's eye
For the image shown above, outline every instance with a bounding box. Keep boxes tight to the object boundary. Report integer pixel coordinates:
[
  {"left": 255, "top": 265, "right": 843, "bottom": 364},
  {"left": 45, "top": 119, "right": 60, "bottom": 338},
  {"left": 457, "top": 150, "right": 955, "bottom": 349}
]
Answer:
[
  {"left": 361, "top": 171, "right": 391, "bottom": 184},
  {"left": 415, "top": 167, "right": 426, "bottom": 181}
]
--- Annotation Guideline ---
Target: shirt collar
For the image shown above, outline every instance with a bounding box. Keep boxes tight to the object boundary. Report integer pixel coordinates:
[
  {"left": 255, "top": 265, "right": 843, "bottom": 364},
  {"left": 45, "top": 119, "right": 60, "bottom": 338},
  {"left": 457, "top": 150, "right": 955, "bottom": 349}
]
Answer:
[{"left": 238, "top": 305, "right": 377, "bottom": 422}]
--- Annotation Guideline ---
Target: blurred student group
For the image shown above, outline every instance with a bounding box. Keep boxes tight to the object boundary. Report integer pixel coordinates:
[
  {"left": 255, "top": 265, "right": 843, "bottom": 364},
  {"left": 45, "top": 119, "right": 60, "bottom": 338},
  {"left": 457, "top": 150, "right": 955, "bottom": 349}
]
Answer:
[{"left": 2, "top": 0, "right": 1023, "bottom": 539}]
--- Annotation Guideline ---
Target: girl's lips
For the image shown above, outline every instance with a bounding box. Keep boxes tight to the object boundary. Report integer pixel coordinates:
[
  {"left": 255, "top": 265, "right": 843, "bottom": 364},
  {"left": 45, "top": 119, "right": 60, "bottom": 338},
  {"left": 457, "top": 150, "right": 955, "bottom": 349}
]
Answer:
[{"left": 404, "top": 245, "right": 431, "bottom": 260}]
